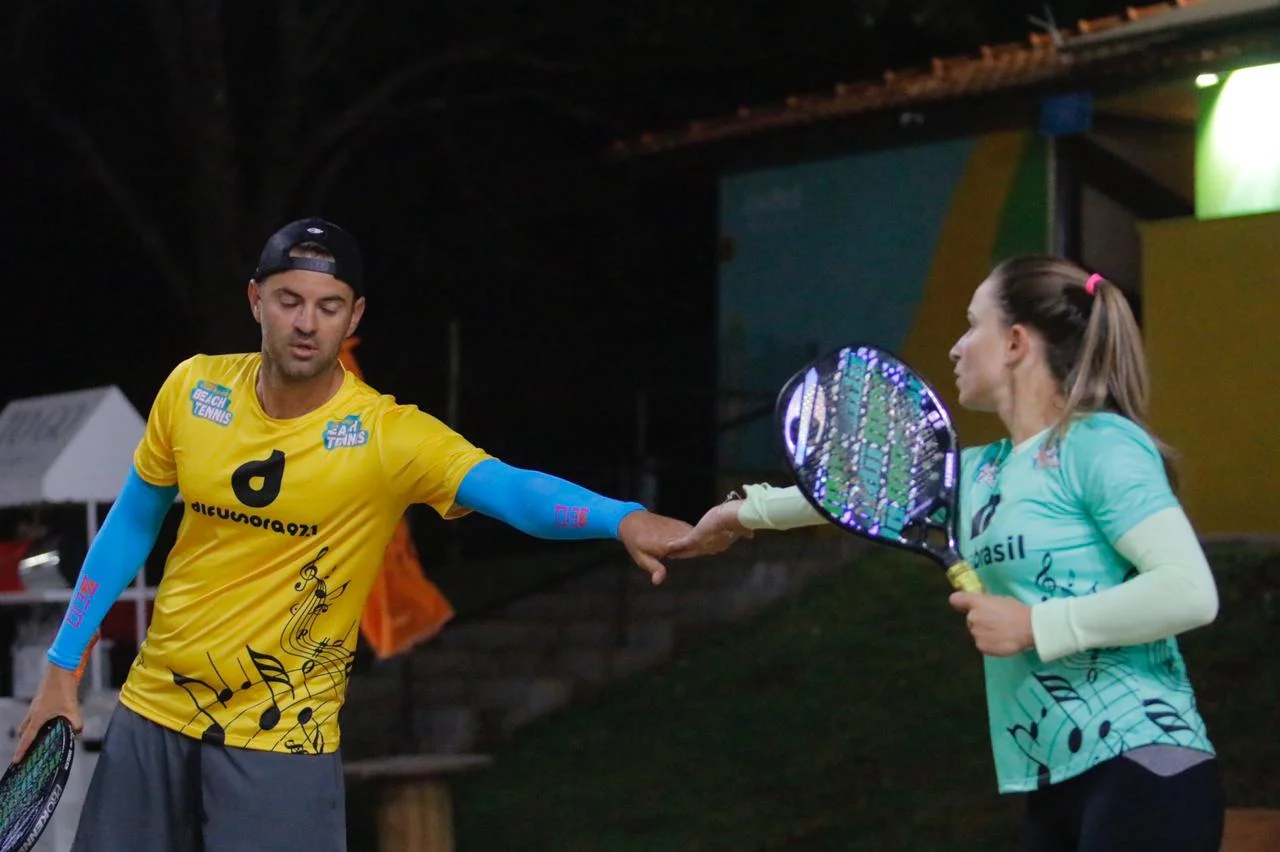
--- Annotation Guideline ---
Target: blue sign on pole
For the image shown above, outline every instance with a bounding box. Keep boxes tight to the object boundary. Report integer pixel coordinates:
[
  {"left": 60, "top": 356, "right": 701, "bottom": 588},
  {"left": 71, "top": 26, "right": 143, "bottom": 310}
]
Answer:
[{"left": 1040, "top": 91, "right": 1094, "bottom": 136}]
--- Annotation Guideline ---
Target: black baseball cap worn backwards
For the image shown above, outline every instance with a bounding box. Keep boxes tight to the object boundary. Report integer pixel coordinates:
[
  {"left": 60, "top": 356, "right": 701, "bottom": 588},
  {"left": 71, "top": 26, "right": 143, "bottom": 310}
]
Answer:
[{"left": 253, "top": 217, "right": 365, "bottom": 297}]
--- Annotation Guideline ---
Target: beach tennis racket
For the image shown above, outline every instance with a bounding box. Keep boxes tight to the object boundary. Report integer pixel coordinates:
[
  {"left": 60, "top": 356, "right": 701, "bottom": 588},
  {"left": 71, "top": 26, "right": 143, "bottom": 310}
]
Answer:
[
  {"left": 0, "top": 631, "right": 97, "bottom": 852},
  {"left": 778, "top": 343, "right": 984, "bottom": 594},
  {"left": 0, "top": 716, "right": 75, "bottom": 852}
]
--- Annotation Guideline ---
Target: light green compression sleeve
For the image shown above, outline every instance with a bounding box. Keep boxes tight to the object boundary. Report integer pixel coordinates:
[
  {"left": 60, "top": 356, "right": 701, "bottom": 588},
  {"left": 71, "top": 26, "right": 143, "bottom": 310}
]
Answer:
[
  {"left": 1031, "top": 507, "right": 1219, "bottom": 663},
  {"left": 735, "top": 483, "right": 826, "bottom": 531}
]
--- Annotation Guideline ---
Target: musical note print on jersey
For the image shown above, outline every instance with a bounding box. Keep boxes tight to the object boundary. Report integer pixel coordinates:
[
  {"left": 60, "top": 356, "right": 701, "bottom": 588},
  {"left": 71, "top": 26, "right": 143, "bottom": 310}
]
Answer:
[
  {"left": 167, "top": 546, "right": 358, "bottom": 753},
  {"left": 172, "top": 654, "right": 236, "bottom": 744},
  {"left": 1034, "top": 550, "right": 1099, "bottom": 602},
  {"left": 1004, "top": 645, "right": 1210, "bottom": 789}
]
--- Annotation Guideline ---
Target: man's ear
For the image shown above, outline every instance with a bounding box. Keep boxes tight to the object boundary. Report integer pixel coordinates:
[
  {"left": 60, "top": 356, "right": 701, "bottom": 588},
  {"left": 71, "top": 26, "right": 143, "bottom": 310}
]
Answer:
[
  {"left": 346, "top": 296, "right": 366, "bottom": 338},
  {"left": 247, "top": 280, "right": 262, "bottom": 323}
]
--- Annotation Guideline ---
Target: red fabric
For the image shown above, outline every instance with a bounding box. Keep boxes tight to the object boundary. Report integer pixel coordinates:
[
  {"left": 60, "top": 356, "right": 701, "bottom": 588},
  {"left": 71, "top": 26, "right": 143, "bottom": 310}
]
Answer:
[{"left": 0, "top": 541, "right": 30, "bottom": 592}]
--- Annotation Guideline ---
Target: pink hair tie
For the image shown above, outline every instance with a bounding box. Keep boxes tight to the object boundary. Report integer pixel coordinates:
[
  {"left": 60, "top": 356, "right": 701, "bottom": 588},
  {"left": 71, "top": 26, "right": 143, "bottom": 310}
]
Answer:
[{"left": 1085, "top": 273, "right": 1104, "bottom": 295}]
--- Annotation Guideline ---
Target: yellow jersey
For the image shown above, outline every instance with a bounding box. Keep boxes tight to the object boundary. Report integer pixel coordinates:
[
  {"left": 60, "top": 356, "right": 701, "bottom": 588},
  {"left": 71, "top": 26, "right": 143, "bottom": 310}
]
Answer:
[{"left": 122, "top": 353, "right": 490, "bottom": 754}]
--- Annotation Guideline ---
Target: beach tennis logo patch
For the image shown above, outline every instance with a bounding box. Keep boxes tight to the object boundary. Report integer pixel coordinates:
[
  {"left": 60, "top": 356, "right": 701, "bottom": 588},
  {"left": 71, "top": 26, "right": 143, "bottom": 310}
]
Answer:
[
  {"left": 190, "top": 380, "right": 233, "bottom": 426},
  {"left": 323, "top": 415, "right": 369, "bottom": 450}
]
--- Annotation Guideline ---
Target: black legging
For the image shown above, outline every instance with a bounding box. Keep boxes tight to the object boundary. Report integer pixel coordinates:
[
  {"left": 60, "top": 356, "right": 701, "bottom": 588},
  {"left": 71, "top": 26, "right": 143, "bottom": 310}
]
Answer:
[{"left": 1019, "top": 755, "right": 1224, "bottom": 852}]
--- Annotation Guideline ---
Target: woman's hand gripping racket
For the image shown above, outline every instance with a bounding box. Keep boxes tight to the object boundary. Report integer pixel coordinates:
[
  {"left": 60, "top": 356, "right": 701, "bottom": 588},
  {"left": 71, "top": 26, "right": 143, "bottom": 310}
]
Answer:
[
  {"left": 0, "top": 632, "right": 97, "bottom": 852},
  {"left": 778, "top": 344, "right": 984, "bottom": 594}
]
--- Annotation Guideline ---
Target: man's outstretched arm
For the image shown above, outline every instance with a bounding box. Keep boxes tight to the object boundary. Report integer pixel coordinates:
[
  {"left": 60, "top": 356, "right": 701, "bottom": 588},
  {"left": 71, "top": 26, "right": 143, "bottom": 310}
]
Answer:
[{"left": 455, "top": 459, "right": 691, "bottom": 583}]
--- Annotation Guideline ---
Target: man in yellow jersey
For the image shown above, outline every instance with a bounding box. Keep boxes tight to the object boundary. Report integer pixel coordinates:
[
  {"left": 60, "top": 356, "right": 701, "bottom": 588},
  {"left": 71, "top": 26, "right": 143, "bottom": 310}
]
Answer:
[{"left": 14, "top": 218, "right": 692, "bottom": 852}]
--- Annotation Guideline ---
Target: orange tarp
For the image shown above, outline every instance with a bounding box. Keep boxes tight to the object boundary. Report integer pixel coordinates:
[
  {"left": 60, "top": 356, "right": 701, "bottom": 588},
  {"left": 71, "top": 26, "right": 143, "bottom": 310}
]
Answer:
[{"left": 341, "top": 338, "right": 455, "bottom": 658}]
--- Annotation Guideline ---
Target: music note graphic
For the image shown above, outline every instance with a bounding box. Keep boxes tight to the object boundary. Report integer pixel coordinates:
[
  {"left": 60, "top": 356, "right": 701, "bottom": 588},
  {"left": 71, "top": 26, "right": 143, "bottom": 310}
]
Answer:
[
  {"left": 1007, "top": 643, "right": 1212, "bottom": 785},
  {"left": 1146, "top": 638, "right": 1193, "bottom": 693},
  {"left": 284, "top": 548, "right": 353, "bottom": 685},
  {"left": 298, "top": 706, "right": 325, "bottom": 753},
  {"left": 301, "top": 637, "right": 338, "bottom": 676},
  {"left": 1007, "top": 709, "right": 1053, "bottom": 789},
  {"left": 1143, "top": 698, "right": 1195, "bottom": 736},
  {"left": 166, "top": 547, "right": 361, "bottom": 753},
  {"left": 172, "top": 667, "right": 234, "bottom": 744},
  {"left": 247, "top": 646, "right": 295, "bottom": 731},
  {"left": 1035, "top": 553, "right": 1058, "bottom": 599}
]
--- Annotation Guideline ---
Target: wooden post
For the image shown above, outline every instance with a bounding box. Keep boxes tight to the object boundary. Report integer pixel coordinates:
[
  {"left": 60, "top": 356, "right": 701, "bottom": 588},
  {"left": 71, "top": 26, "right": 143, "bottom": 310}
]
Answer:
[
  {"left": 345, "top": 753, "right": 492, "bottom": 852},
  {"left": 378, "top": 780, "right": 454, "bottom": 852},
  {"left": 1222, "top": 808, "right": 1280, "bottom": 852}
]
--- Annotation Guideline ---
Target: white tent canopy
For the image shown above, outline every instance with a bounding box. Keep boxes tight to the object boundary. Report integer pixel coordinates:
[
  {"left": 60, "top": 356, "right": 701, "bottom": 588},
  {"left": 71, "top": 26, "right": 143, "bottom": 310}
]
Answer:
[
  {"left": 0, "top": 385, "right": 145, "bottom": 508},
  {"left": 0, "top": 385, "right": 155, "bottom": 644}
]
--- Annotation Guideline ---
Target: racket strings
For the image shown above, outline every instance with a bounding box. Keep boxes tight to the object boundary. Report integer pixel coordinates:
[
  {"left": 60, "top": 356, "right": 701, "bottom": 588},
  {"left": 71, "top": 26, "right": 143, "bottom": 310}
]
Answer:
[
  {"left": 816, "top": 349, "right": 942, "bottom": 534},
  {"left": 0, "top": 730, "right": 69, "bottom": 845}
]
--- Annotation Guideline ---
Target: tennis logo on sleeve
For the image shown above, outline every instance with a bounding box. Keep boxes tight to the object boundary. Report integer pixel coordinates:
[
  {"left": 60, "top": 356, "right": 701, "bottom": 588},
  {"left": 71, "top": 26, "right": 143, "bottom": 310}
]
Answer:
[
  {"left": 323, "top": 415, "right": 369, "bottom": 450},
  {"left": 190, "top": 380, "right": 233, "bottom": 426}
]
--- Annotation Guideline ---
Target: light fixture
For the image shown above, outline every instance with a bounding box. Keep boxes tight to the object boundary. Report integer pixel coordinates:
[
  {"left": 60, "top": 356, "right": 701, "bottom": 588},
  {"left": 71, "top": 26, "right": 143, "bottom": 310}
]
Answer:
[
  {"left": 1196, "top": 73, "right": 1221, "bottom": 88},
  {"left": 17, "top": 546, "right": 66, "bottom": 590},
  {"left": 1197, "top": 61, "right": 1280, "bottom": 219},
  {"left": 17, "top": 550, "right": 59, "bottom": 572}
]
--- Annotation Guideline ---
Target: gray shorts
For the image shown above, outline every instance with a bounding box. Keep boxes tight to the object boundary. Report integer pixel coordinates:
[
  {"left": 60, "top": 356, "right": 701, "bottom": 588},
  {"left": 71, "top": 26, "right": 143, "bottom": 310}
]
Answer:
[{"left": 71, "top": 705, "right": 346, "bottom": 852}]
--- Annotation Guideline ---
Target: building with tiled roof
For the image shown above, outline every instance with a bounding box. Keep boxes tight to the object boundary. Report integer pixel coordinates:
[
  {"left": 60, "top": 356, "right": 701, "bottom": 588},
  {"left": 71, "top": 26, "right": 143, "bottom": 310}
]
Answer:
[
  {"left": 611, "top": 0, "right": 1280, "bottom": 160},
  {"left": 627, "top": 0, "right": 1280, "bottom": 536}
]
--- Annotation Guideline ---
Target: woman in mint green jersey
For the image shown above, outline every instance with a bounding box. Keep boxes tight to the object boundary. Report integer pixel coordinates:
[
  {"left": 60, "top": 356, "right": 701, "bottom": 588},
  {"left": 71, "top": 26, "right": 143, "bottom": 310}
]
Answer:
[{"left": 670, "top": 255, "right": 1223, "bottom": 852}]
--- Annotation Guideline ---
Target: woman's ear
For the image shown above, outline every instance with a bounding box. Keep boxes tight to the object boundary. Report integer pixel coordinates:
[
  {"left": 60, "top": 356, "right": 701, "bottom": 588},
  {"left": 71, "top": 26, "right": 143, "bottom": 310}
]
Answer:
[{"left": 1005, "top": 323, "right": 1035, "bottom": 366}]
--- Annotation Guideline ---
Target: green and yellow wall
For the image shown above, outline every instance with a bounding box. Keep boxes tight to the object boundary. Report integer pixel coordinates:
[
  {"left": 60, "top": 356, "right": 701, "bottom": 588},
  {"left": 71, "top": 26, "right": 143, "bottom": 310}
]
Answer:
[
  {"left": 718, "top": 108, "right": 1279, "bottom": 535},
  {"left": 717, "top": 130, "right": 1046, "bottom": 475},
  {"left": 1142, "top": 211, "right": 1280, "bottom": 536}
]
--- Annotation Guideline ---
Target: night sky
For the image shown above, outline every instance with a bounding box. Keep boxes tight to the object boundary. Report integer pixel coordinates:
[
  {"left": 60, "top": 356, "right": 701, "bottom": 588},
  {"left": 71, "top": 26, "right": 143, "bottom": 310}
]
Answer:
[{"left": 0, "top": 1, "right": 1139, "bottom": 567}]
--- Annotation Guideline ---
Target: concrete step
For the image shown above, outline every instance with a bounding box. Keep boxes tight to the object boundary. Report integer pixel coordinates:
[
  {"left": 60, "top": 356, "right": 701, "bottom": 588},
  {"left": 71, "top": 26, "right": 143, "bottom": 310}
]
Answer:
[
  {"left": 471, "top": 676, "right": 572, "bottom": 711},
  {"left": 337, "top": 529, "right": 861, "bottom": 756},
  {"left": 502, "top": 590, "right": 619, "bottom": 619},
  {"left": 340, "top": 672, "right": 405, "bottom": 758},
  {"left": 412, "top": 704, "right": 481, "bottom": 754},
  {"left": 607, "top": 645, "right": 673, "bottom": 681},
  {"left": 433, "top": 620, "right": 561, "bottom": 650},
  {"left": 411, "top": 647, "right": 550, "bottom": 678}
]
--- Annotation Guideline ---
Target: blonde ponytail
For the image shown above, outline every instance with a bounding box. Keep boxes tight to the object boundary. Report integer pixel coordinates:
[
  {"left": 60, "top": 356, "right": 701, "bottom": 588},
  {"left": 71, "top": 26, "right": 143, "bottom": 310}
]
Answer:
[{"left": 991, "top": 257, "right": 1178, "bottom": 490}]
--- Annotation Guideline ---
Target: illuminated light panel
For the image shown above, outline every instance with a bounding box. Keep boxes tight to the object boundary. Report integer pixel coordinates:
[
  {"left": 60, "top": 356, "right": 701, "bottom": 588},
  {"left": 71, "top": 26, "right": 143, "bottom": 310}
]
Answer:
[{"left": 1197, "top": 62, "right": 1280, "bottom": 220}]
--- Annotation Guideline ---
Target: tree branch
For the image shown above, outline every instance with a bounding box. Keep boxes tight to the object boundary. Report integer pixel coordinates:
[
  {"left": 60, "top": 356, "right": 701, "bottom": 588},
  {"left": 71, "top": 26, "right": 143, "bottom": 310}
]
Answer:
[
  {"left": 251, "top": 0, "right": 311, "bottom": 238},
  {"left": 142, "top": 0, "right": 189, "bottom": 118},
  {"left": 279, "top": 39, "right": 512, "bottom": 203},
  {"left": 301, "top": 0, "right": 369, "bottom": 77},
  {"left": 4, "top": 0, "right": 44, "bottom": 64},
  {"left": 301, "top": 86, "right": 615, "bottom": 212},
  {"left": 11, "top": 84, "right": 196, "bottom": 312}
]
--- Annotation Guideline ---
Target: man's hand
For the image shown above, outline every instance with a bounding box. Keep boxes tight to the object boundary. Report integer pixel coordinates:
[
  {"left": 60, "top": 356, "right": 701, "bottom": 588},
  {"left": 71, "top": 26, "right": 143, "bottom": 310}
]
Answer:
[
  {"left": 665, "top": 501, "right": 754, "bottom": 559},
  {"left": 617, "top": 511, "right": 693, "bottom": 585},
  {"left": 949, "top": 592, "right": 1035, "bottom": 657},
  {"left": 13, "top": 664, "right": 82, "bottom": 764}
]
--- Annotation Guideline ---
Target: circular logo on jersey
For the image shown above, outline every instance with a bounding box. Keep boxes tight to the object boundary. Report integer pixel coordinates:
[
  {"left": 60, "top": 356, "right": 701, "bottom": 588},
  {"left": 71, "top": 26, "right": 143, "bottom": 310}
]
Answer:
[{"left": 232, "top": 450, "right": 286, "bottom": 508}]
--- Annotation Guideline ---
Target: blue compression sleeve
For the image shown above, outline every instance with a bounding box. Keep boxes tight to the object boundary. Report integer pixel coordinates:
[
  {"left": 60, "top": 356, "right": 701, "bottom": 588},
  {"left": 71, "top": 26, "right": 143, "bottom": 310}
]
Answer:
[
  {"left": 47, "top": 467, "right": 177, "bottom": 670},
  {"left": 456, "top": 459, "right": 645, "bottom": 539}
]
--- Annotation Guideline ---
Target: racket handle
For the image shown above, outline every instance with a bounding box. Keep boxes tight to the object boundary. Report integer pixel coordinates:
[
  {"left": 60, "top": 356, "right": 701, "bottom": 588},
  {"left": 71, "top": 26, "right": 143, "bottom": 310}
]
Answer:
[{"left": 946, "top": 561, "right": 985, "bottom": 594}]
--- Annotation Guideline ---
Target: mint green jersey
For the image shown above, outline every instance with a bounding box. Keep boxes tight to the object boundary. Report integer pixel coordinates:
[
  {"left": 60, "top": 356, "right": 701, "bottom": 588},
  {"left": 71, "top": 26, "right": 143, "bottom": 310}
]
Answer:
[{"left": 959, "top": 412, "right": 1214, "bottom": 793}]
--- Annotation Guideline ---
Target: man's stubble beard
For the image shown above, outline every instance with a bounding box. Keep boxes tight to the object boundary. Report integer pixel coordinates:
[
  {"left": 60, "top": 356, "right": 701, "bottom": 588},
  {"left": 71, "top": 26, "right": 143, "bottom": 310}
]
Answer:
[{"left": 262, "top": 338, "right": 339, "bottom": 384}]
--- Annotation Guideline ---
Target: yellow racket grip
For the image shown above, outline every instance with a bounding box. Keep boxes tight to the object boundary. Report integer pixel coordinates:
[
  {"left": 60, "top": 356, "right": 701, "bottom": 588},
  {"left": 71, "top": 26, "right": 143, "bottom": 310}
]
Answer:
[{"left": 946, "top": 560, "right": 985, "bottom": 594}]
